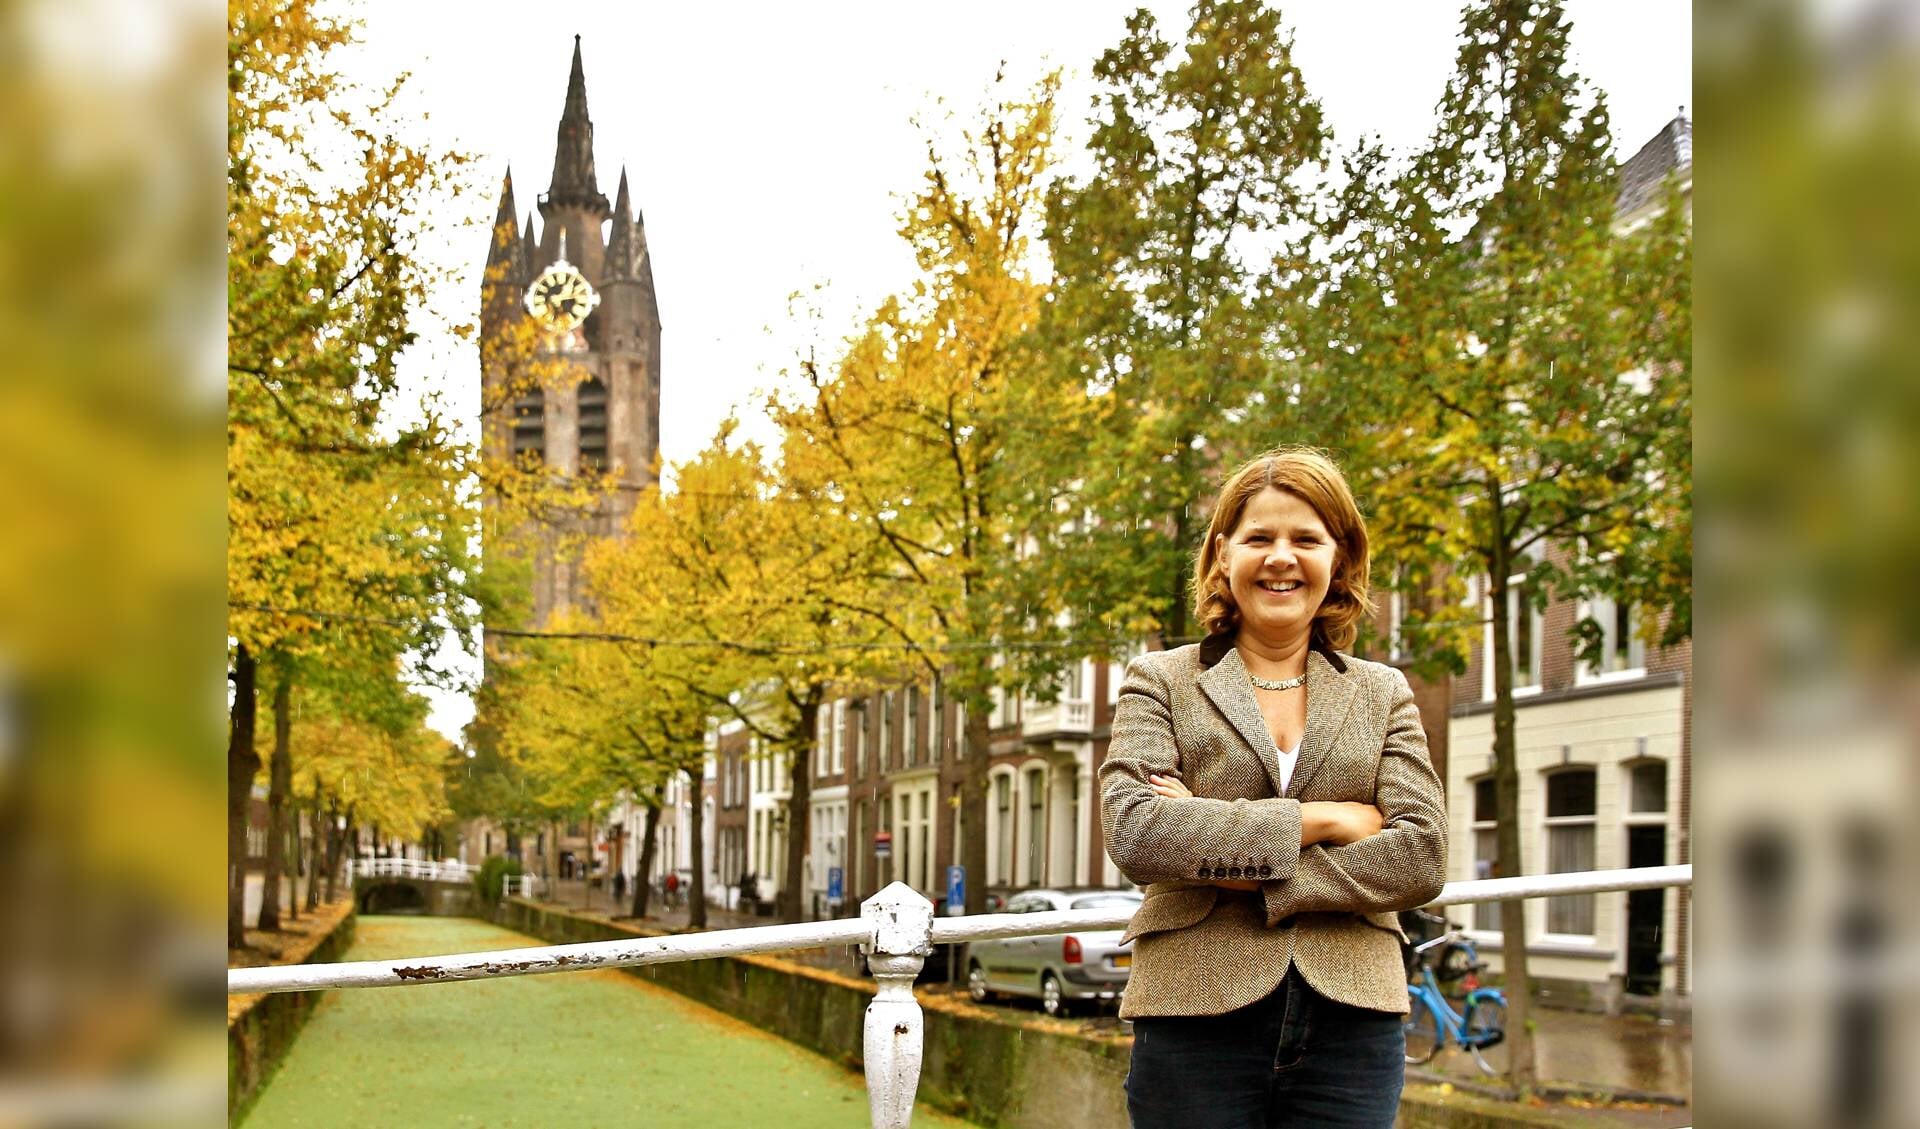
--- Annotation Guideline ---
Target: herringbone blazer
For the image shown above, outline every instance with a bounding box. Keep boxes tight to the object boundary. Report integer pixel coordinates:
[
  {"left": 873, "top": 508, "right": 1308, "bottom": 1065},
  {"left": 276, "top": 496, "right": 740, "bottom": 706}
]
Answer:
[{"left": 1099, "top": 639, "right": 1447, "bottom": 1018}]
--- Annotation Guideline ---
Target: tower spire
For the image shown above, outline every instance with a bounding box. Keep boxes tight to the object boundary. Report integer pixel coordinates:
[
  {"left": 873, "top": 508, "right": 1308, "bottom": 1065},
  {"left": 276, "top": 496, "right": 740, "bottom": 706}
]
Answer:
[
  {"left": 486, "top": 166, "right": 520, "bottom": 277},
  {"left": 542, "top": 35, "right": 609, "bottom": 218},
  {"left": 605, "top": 168, "right": 635, "bottom": 279}
]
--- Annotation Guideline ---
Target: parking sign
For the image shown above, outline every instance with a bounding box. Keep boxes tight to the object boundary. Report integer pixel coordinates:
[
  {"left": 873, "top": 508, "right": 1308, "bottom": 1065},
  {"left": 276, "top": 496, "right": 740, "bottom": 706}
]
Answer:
[
  {"left": 946, "top": 865, "right": 965, "bottom": 915},
  {"left": 827, "top": 866, "right": 844, "bottom": 902}
]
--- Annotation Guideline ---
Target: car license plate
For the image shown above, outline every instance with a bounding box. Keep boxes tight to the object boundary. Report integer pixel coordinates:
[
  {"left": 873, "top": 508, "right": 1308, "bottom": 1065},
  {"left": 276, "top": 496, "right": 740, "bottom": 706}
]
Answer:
[{"left": 1111, "top": 954, "right": 1131, "bottom": 969}]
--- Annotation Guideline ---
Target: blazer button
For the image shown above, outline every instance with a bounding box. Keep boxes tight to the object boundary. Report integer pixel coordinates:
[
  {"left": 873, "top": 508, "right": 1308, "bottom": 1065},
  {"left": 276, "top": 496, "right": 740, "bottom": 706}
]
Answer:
[
  {"left": 1228, "top": 866, "right": 1243, "bottom": 879},
  {"left": 1258, "top": 866, "right": 1273, "bottom": 879},
  {"left": 1197, "top": 867, "right": 1212, "bottom": 879}
]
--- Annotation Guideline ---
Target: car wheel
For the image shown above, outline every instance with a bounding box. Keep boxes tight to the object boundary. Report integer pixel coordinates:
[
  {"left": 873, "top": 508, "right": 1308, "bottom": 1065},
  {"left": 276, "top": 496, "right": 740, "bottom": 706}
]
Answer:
[
  {"left": 968, "top": 961, "right": 991, "bottom": 1003},
  {"left": 1041, "top": 973, "right": 1069, "bottom": 1018}
]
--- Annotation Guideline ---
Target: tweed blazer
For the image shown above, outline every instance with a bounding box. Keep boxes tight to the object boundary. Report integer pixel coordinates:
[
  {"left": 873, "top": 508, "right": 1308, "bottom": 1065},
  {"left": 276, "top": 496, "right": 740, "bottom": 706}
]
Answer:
[{"left": 1098, "top": 639, "right": 1447, "bottom": 1018}]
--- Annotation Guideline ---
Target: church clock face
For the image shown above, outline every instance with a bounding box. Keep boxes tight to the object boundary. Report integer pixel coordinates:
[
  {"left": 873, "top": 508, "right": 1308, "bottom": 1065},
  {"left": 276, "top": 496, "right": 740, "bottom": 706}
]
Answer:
[{"left": 524, "top": 261, "right": 599, "bottom": 332}]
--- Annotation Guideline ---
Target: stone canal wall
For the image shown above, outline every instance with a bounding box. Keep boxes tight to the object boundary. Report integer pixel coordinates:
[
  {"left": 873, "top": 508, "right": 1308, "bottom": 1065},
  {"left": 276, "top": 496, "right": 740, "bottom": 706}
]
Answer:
[
  {"left": 495, "top": 898, "right": 1131, "bottom": 1128},
  {"left": 492, "top": 900, "right": 1674, "bottom": 1129},
  {"left": 227, "top": 900, "right": 357, "bottom": 1126}
]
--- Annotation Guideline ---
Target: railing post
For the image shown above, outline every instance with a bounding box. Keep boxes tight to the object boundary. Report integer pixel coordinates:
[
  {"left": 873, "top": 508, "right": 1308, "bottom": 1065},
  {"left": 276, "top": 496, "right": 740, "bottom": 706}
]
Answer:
[{"left": 861, "top": 881, "right": 933, "bottom": 1129}]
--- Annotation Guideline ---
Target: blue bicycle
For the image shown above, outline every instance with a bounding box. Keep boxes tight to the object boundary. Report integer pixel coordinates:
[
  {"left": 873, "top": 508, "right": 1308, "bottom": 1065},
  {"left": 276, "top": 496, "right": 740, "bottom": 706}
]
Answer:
[{"left": 1402, "top": 918, "right": 1507, "bottom": 1074}]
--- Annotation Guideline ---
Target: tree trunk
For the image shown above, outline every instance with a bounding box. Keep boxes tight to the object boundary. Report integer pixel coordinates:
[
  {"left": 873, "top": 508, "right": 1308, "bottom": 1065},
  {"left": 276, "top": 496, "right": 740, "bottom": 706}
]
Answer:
[
  {"left": 305, "top": 798, "right": 322, "bottom": 912},
  {"left": 260, "top": 673, "right": 291, "bottom": 932},
  {"left": 631, "top": 800, "right": 661, "bottom": 918},
  {"left": 686, "top": 767, "right": 707, "bottom": 929},
  {"left": 323, "top": 801, "right": 342, "bottom": 903},
  {"left": 1488, "top": 543, "right": 1537, "bottom": 1089},
  {"left": 285, "top": 797, "right": 301, "bottom": 923},
  {"left": 227, "top": 644, "right": 260, "bottom": 950},
  {"left": 961, "top": 690, "right": 991, "bottom": 914},
  {"left": 781, "top": 701, "right": 817, "bottom": 923}
]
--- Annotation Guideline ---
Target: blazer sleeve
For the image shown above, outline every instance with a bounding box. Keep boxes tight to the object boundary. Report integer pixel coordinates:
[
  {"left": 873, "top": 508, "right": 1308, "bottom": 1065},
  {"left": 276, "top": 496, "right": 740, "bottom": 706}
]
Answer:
[
  {"left": 1099, "top": 655, "right": 1306, "bottom": 887},
  {"left": 1259, "top": 666, "right": 1447, "bottom": 925}
]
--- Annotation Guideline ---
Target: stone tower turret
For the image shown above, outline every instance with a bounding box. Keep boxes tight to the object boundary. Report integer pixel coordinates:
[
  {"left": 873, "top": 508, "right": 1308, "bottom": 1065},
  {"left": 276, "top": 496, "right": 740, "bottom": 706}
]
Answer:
[{"left": 478, "top": 38, "right": 663, "bottom": 626}]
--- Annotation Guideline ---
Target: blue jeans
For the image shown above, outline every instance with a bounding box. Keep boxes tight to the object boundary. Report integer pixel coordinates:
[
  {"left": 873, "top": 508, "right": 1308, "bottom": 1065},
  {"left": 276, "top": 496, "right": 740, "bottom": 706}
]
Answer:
[{"left": 1125, "top": 968, "right": 1405, "bottom": 1129}]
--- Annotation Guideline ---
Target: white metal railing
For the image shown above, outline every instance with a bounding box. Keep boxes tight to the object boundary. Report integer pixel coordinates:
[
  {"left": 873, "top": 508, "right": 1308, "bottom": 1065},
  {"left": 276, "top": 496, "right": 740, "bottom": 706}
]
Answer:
[
  {"left": 232, "top": 864, "right": 1691, "bottom": 1128},
  {"left": 350, "top": 857, "right": 478, "bottom": 883},
  {"left": 1064, "top": 699, "right": 1093, "bottom": 729}
]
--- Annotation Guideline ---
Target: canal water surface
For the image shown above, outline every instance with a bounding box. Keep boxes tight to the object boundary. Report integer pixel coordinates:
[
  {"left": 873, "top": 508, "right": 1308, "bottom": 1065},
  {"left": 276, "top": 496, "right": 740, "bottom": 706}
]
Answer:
[{"left": 243, "top": 915, "right": 977, "bottom": 1128}]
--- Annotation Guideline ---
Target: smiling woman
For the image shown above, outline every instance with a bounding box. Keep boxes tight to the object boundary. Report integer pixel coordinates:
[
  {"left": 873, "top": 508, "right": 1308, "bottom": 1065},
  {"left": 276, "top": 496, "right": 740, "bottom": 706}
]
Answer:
[{"left": 1099, "top": 446, "right": 1447, "bottom": 1129}]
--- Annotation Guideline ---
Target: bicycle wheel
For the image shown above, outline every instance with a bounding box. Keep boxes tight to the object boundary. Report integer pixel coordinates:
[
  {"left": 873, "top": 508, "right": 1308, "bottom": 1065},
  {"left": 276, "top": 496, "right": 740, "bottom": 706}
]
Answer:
[
  {"left": 1462, "top": 989, "right": 1507, "bottom": 1048},
  {"left": 1403, "top": 994, "right": 1442, "bottom": 1065}
]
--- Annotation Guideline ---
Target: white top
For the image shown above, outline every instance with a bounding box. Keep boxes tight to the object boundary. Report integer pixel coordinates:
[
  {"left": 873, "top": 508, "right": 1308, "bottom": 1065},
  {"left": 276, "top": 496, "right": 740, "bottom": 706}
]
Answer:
[{"left": 1276, "top": 736, "right": 1303, "bottom": 794}]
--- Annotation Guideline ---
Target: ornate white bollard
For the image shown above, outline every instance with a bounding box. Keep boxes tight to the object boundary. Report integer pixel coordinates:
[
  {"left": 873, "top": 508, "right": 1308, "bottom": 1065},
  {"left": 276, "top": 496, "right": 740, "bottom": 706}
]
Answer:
[{"left": 861, "top": 882, "right": 933, "bottom": 1129}]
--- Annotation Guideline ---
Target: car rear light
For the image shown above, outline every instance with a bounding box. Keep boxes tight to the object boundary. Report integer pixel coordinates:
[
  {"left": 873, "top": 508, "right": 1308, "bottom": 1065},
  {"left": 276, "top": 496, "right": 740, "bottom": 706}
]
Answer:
[{"left": 1063, "top": 936, "right": 1083, "bottom": 964}]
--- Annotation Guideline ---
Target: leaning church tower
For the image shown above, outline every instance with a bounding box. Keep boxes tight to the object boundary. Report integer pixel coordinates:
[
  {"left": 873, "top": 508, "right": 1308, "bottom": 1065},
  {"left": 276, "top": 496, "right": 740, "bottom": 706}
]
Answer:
[{"left": 479, "top": 36, "right": 661, "bottom": 625}]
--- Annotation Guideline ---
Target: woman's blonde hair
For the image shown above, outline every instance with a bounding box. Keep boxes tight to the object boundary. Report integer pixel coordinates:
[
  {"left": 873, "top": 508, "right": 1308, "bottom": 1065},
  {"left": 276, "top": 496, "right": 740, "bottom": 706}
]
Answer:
[{"left": 1191, "top": 446, "right": 1375, "bottom": 652}]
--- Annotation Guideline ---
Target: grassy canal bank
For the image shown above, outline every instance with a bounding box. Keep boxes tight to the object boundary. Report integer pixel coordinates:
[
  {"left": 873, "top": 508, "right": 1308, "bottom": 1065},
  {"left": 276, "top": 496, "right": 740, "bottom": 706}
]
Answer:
[{"left": 239, "top": 915, "right": 977, "bottom": 1128}]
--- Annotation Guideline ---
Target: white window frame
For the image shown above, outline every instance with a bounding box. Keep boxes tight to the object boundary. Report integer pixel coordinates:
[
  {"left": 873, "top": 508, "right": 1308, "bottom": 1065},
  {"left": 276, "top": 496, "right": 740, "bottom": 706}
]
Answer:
[
  {"left": 1541, "top": 767, "right": 1599, "bottom": 943},
  {"left": 1482, "top": 549, "right": 1545, "bottom": 702},
  {"left": 831, "top": 700, "right": 846, "bottom": 775},
  {"left": 1576, "top": 594, "right": 1648, "bottom": 685},
  {"left": 905, "top": 687, "right": 919, "bottom": 765},
  {"left": 1467, "top": 775, "right": 1501, "bottom": 936},
  {"left": 880, "top": 692, "right": 894, "bottom": 770}
]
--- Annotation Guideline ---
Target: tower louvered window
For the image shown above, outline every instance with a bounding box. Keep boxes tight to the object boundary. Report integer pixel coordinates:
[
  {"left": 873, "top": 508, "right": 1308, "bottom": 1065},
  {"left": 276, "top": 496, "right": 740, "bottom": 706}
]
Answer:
[
  {"left": 577, "top": 377, "right": 608, "bottom": 472},
  {"left": 512, "top": 389, "right": 545, "bottom": 463}
]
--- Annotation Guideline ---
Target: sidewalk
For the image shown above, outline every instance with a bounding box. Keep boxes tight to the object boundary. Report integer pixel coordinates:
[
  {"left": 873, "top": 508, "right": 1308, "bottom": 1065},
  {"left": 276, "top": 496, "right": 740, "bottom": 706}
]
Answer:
[{"left": 1416, "top": 1005, "right": 1690, "bottom": 1104}]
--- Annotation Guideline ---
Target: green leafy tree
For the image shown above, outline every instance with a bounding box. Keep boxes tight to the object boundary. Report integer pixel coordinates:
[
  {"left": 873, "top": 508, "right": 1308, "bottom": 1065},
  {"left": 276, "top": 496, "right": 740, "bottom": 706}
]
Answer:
[
  {"left": 1035, "top": 0, "right": 1329, "bottom": 645},
  {"left": 228, "top": 0, "right": 480, "bottom": 947},
  {"left": 771, "top": 74, "right": 1061, "bottom": 913},
  {"left": 1303, "top": 0, "right": 1691, "bottom": 1085},
  {"left": 589, "top": 425, "right": 894, "bottom": 922}
]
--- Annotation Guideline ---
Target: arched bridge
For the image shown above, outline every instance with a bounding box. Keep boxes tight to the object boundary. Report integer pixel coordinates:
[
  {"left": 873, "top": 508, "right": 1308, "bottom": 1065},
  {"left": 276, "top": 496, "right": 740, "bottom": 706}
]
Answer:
[{"left": 351, "top": 858, "right": 481, "bottom": 917}]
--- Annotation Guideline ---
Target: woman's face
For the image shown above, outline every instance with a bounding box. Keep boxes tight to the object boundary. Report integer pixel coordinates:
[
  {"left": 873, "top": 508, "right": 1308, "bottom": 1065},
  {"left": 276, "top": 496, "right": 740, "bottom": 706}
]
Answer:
[{"left": 1216, "top": 487, "right": 1338, "bottom": 646}]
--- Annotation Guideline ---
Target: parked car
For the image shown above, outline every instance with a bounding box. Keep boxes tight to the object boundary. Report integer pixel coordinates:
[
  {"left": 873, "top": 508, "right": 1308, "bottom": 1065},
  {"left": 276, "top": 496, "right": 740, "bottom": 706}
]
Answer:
[{"left": 966, "top": 888, "right": 1143, "bottom": 1017}]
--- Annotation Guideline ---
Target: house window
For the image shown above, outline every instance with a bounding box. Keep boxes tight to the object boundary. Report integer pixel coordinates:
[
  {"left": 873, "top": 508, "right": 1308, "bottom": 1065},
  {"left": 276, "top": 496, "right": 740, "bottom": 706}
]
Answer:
[
  {"left": 1483, "top": 555, "right": 1543, "bottom": 698},
  {"left": 880, "top": 693, "right": 894, "bottom": 771},
  {"left": 1471, "top": 777, "right": 1501, "bottom": 933},
  {"left": 1064, "top": 660, "right": 1085, "bottom": 701},
  {"left": 905, "top": 688, "right": 919, "bottom": 765},
  {"left": 1629, "top": 761, "right": 1668, "bottom": 814},
  {"left": 853, "top": 703, "right": 867, "bottom": 779},
  {"left": 931, "top": 680, "right": 944, "bottom": 764},
  {"left": 1582, "top": 595, "right": 1647, "bottom": 679},
  {"left": 995, "top": 775, "right": 1013, "bottom": 885},
  {"left": 511, "top": 389, "right": 545, "bottom": 463},
  {"left": 831, "top": 701, "right": 846, "bottom": 775},
  {"left": 1025, "top": 768, "right": 1046, "bottom": 884},
  {"left": 1544, "top": 768, "right": 1597, "bottom": 937},
  {"left": 917, "top": 788, "right": 934, "bottom": 891},
  {"left": 576, "top": 377, "right": 608, "bottom": 471}
]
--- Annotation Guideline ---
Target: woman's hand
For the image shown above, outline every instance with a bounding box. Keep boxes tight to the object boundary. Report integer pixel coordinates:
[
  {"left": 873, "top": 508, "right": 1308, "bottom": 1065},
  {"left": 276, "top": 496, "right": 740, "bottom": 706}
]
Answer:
[
  {"left": 1302, "top": 801, "right": 1386, "bottom": 846},
  {"left": 1147, "top": 772, "right": 1191, "bottom": 799}
]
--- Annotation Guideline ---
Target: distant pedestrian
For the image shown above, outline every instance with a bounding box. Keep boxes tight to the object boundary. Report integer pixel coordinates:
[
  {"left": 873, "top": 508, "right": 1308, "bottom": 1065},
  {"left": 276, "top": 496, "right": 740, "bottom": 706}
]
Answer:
[
  {"left": 613, "top": 870, "right": 627, "bottom": 902},
  {"left": 664, "top": 871, "right": 679, "bottom": 908}
]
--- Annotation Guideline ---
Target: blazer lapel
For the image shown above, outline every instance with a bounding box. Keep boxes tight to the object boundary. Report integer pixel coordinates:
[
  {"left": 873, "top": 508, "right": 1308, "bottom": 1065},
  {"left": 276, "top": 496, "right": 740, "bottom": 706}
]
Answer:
[
  {"left": 1286, "top": 650, "right": 1359, "bottom": 798},
  {"left": 1196, "top": 647, "right": 1292, "bottom": 798}
]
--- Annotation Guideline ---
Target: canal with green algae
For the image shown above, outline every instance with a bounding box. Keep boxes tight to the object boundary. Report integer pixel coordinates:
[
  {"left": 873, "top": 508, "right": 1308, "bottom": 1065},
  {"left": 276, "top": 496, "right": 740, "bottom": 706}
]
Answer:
[{"left": 242, "top": 915, "right": 978, "bottom": 1128}]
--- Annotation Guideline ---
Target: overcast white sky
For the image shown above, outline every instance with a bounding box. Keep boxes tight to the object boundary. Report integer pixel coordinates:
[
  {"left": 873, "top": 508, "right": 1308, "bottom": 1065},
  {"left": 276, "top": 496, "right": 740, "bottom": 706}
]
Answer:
[{"left": 346, "top": 2, "right": 1690, "bottom": 741}]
